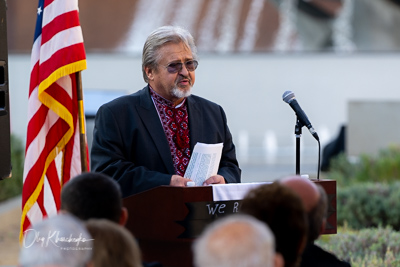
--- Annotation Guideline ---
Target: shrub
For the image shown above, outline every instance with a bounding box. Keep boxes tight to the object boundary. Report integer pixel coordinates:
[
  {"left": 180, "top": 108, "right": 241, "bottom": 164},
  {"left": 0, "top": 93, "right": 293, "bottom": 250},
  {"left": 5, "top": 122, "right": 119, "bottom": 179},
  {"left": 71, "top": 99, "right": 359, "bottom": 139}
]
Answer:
[
  {"left": 325, "top": 145, "right": 400, "bottom": 186},
  {"left": 0, "top": 135, "right": 24, "bottom": 202},
  {"left": 337, "top": 182, "right": 400, "bottom": 230},
  {"left": 317, "top": 226, "right": 400, "bottom": 267}
]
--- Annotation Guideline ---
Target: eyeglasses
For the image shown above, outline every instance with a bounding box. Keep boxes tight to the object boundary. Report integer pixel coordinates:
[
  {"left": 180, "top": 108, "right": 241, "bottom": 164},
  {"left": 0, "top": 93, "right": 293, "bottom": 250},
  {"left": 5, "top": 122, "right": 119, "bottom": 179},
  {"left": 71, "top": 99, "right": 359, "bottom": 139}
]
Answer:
[{"left": 164, "top": 60, "right": 199, "bottom": 73}]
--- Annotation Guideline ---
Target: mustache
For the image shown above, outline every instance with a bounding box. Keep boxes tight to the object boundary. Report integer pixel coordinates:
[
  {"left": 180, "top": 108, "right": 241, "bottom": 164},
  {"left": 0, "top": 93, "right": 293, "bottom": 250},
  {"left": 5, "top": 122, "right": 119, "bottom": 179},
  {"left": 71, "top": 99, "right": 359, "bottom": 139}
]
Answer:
[{"left": 176, "top": 75, "right": 192, "bottom": 85}]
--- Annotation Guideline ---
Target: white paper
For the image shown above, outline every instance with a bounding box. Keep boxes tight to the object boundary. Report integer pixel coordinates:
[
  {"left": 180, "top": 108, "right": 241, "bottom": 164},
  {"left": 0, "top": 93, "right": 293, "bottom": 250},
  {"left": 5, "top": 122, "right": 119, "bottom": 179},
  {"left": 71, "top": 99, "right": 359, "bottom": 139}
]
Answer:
[
  {"left": 212, "top": 182, "right": 271, "bottom": 201},
  {"left": 184, "top": 142, "right": 223, "bottom": 186}
]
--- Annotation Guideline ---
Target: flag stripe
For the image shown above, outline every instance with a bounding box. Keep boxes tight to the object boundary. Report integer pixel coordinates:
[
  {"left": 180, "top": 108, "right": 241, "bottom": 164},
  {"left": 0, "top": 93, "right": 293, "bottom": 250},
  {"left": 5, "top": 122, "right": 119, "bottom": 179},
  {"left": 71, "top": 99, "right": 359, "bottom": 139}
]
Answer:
[
  {"left": 44, "top": 163, "right": 60, "bottom": 214},
  {"left": 37, "top": 186, "right": 47, "bottom": 218},
  {"left": 46, "top": 80, "right": 74, "bottom": 110},
  {"left": 23, "top": 117, "right": 69, "bottom": 201},
  {"left": 41, "top": 11, "right": 81, "bottom": 44},
  {"left": 27, "top": 78, "right": 76, "bottom": 149},
  {"left": 43, "top": 0, "right": 54, "bottom": 9},
  {"left": 29, "top": 42, "right": 41, "bottom": 91},
  {"left": 25, "top": 99, "right": 48, "bottom": 148},
  {"left": 40, "top": 27, "right": 84, "bottom": 64},
  {"left": 26, "top": 202, "right": 42, "bottom": 227},
  {"left": 23, "top": 110, "right": 59, "bottom": 183},
  {"left": 42, "top": 0, "right": 78, "bottom": 27},
  {"left": 39, "top": 57, "right": 86, "bottom": 97},
  {"left": 22, "top": 117, "right": 74, "bottom": 237},
  {"left": 69, "top": 120, "right": 82, "bottom": 182},
  {"left": 46, "top": 159, "right": 62, "bottom": 210},
  {"left": 40, "top": 44, "right": 86, "bottom": 80}
]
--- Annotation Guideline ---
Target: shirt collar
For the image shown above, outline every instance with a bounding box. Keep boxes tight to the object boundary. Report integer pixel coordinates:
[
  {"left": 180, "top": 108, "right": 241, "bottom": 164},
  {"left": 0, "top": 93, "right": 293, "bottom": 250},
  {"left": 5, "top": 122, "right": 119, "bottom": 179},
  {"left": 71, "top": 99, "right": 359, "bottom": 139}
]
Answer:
[{"left": 149, "top": 86, "right": 186, "bottom": 108}]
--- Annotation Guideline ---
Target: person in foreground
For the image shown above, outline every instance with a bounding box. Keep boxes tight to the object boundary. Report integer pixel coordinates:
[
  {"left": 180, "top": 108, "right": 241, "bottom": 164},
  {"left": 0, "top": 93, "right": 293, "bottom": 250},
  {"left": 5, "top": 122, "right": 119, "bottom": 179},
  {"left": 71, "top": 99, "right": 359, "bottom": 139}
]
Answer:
[
  {"left": 280, "top": 176, "right": 351, "bottom": 267},
  {"left": 240, "top": 182, "right": 308, "bottom": 267},
  {"left": 19, "top": 214, "right": 93, "bottom": 267},
  {"left": 61, "top": 172, "right": 163, "bottom": 267},
  {"left": 91, "top": 25, "right": 241, "bottom": 197},
  {"left": 61, "top": 172, "right": 128, "bottom": 225},
  {"left": 86, "top": 219, "right": 143, "bottom": 267},
  {"left": 193, "top": 214, "right": 284, "bottom": 267}
]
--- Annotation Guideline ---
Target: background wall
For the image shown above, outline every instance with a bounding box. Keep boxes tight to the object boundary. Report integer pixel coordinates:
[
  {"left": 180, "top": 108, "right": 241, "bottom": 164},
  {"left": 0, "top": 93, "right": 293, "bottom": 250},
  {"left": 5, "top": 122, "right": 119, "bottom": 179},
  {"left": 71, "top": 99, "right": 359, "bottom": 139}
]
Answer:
[{"left": 9, "top": 52, "right": 400, "bottom": 179}]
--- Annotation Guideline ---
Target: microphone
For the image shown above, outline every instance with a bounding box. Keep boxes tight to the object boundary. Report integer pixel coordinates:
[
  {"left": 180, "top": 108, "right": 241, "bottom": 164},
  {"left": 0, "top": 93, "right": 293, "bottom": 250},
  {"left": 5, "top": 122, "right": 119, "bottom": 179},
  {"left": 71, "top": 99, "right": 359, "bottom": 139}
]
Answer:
[{"left": 282, "top": 91, "right": 319, "bottom": 141}]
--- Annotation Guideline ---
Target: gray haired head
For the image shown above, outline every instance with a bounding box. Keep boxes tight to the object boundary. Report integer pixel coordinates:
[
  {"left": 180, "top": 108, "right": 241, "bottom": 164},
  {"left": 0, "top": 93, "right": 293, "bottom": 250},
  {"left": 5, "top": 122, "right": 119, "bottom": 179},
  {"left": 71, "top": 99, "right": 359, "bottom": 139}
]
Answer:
[
  {"left": 193, "top": 214, "right": 276, "bottom": 267},
  {"left": 19, "top": 214, "right": 93, "bottom": 267},
  {"left": 142, "top": 25, "right": 198, "bottom": 83}
]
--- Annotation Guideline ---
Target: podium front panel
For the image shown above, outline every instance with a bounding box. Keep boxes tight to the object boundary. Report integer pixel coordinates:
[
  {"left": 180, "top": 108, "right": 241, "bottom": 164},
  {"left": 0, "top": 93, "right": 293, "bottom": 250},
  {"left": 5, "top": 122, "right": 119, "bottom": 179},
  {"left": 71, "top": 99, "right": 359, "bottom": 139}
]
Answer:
[{"left": 123, "top": 180, "right": 337, "bottom": 267}]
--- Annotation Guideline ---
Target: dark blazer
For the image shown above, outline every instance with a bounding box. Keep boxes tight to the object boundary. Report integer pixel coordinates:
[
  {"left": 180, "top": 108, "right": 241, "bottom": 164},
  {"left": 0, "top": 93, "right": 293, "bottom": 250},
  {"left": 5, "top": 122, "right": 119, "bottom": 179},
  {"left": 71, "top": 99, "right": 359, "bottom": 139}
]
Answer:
[
  {"left": 91, "top": 86, "right": 241, "bottom": 197},
  {"left": 300, "top": 243, "right": 351, "bottom": 267}
]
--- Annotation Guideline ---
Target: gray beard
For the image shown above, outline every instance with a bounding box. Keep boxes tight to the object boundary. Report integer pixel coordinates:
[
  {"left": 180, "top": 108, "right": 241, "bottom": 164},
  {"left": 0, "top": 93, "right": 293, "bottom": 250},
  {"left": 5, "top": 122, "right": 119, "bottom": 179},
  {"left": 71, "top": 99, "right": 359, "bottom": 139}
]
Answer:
[{"left": 172, "top": 86, "right": 192, "bottom": 98}]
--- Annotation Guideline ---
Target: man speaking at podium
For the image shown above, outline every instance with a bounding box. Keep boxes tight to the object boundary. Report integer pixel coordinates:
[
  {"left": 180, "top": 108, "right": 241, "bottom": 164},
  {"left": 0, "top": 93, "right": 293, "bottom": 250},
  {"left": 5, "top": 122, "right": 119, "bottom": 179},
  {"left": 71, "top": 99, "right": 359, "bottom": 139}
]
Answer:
[{"left": 91, "top": 26, "right": 241, "bottom": 197}]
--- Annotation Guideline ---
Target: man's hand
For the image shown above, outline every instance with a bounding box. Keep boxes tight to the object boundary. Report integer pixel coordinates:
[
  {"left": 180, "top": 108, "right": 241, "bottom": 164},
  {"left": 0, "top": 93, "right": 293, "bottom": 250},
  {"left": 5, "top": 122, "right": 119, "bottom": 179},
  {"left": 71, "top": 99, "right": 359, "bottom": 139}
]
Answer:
[
  {"left": 203, "top": 175, "right": 226, "bottom": 186},
  {"left": 170, "top": 175, "right": 193, "bottom": 187}
]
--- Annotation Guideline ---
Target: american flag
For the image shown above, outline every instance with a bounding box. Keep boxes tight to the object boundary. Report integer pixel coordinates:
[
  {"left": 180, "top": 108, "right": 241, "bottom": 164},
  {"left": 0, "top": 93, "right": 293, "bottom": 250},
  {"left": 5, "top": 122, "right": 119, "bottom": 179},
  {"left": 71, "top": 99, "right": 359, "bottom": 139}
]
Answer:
[{"left": 21, "top": 0, "right": 88, "bottom": 240}]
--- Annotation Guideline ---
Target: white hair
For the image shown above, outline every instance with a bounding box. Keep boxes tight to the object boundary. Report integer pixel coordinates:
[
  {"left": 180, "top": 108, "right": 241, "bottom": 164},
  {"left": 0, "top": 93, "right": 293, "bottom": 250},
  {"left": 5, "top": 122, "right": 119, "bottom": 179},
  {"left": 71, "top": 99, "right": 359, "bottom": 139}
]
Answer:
[
  {"left": 193, "top": 214, "right": 276, "bottom": 267},
  {"left": 19, "top": 214, "right": 93, "bottom": 267}
]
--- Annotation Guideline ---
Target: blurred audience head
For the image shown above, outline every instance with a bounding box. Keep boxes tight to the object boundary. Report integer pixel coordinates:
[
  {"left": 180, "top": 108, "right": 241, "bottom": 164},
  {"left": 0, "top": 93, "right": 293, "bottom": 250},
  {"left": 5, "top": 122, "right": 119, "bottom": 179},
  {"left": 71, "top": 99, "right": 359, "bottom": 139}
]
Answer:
[
  {"left": 279, "top": 176, "right": 320, "bottom": 213},
  {"left": 193, "top": 214, "right": 284, "bottom": 267},
  {"left": 309, "top": 185, "right": 328, "bottom": 241},
  {"left": 61, "top": 172, "right": 128, "bottom": 225},
  {"left": 19, "top": 213, "right": 93, "bottom": 267},
  {"left": 85, "top": 219, "right": 142, "bottom": 267},
  {"left": 240, "top": 182, "right": 307, "bottom": 267},
  {"left": 280, "top": 176, "right": 328, "bottom": 242}
]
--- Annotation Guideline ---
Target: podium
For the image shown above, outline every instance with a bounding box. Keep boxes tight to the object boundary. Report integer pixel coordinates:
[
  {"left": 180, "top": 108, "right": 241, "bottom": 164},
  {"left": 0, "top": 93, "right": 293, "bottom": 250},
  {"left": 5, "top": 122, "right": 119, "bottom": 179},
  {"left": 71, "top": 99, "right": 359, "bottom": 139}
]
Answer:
[{"left": 123, "top": 180, "right": 336, "bottom": 267}]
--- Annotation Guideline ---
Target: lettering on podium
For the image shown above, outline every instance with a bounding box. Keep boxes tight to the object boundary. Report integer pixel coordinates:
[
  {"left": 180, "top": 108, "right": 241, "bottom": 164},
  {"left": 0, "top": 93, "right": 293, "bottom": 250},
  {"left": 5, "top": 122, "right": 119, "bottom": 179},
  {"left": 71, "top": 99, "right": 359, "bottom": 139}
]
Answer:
[{"left": 176, "top": 200, "right": 242, "bottom": 238}]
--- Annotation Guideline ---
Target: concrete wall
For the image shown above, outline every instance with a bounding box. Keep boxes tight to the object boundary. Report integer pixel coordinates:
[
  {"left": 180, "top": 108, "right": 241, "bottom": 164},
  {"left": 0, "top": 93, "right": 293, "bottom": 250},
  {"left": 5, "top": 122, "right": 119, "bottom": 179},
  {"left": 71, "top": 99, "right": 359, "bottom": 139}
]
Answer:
[
  {"left": 8, "top": 53, "right": 400, "bottom": 173},
  {"left": 348, "top": 101, "right": 400, "bottom": 157}
]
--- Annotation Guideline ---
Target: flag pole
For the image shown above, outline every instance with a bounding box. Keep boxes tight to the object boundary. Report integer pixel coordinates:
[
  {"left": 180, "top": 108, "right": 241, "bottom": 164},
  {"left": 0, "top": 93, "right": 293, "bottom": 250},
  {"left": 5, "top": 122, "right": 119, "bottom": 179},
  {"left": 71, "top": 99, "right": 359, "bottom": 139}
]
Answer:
[{"left": 75, "top": 71, "right": 88, "bottom": 172}]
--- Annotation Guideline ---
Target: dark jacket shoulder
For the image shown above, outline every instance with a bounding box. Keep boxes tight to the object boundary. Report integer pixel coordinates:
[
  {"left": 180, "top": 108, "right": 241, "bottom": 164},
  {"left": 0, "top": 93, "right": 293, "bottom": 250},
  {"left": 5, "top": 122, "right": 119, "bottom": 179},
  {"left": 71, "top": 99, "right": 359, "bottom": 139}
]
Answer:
[
  {"left": 100, "top": 87, "right": 147, "bottom": 108},
  {"left": 300, "top": 243, "right": 351, "bottom": 267}
]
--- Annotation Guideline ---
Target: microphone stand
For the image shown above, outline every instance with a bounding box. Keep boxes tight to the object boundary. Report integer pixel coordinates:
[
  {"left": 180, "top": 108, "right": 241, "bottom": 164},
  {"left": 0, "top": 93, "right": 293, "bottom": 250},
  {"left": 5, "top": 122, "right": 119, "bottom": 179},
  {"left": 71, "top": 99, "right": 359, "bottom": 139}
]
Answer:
[{"left": 295, "top": 118, "right": 304, "bottom": 175}]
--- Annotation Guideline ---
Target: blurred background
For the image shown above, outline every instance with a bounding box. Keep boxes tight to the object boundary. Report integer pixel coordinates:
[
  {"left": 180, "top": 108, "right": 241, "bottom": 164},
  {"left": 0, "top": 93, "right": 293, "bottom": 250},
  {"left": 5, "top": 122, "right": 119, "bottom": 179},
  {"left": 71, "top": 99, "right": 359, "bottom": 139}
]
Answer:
[{"left": 7, "top": 0, "right": 400, "bottom": 180}]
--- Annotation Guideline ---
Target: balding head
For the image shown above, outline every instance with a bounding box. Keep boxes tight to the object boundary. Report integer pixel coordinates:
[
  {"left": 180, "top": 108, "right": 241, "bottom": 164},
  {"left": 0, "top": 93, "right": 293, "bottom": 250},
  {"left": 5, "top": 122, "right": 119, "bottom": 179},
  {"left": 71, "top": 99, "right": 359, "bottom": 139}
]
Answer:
[
  {"left": 280, "top": 176, "right": 320, "bottom": 212},
  {"left": 193, "top": 215, "right": 283, "bottom": 267},
  {"left": 280, "top": 176, "right": 328, "bottom": 242}
]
